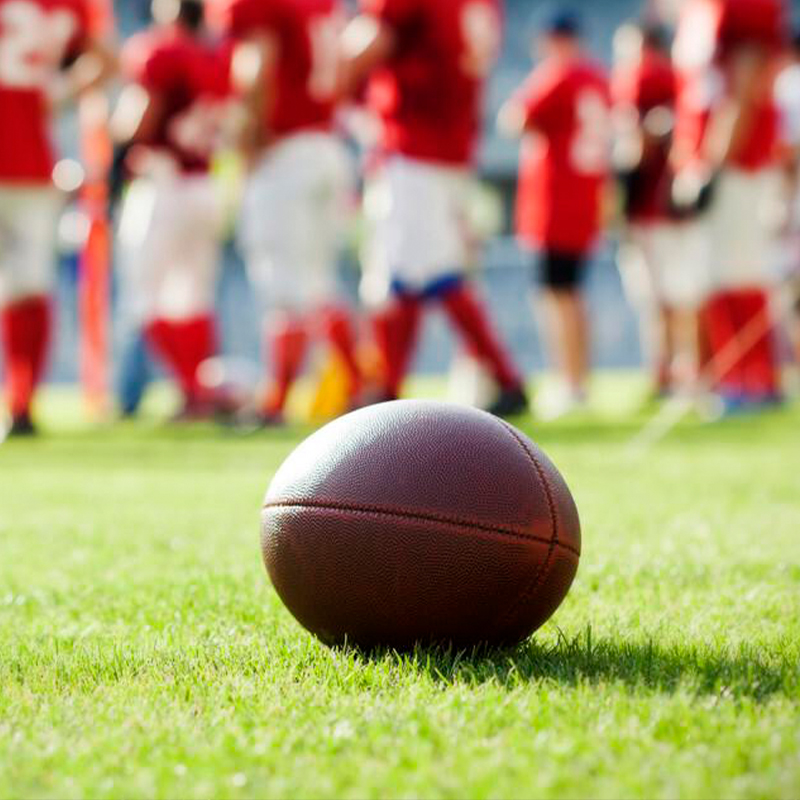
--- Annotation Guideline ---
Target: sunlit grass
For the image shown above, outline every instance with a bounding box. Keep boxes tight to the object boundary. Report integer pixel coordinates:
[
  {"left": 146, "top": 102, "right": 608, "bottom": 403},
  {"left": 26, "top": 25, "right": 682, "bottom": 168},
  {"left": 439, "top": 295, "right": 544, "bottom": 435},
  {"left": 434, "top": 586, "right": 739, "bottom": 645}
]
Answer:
[{"left": 1, "top": 383, "right": 798, "bottom": 799}]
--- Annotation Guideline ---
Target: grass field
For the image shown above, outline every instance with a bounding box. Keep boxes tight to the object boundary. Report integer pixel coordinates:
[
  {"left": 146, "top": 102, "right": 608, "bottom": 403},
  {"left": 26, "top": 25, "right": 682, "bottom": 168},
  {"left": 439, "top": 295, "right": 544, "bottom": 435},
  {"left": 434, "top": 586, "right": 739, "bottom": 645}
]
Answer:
[{"left": 1, "top": 380, "right": 798, "bottom": 800}]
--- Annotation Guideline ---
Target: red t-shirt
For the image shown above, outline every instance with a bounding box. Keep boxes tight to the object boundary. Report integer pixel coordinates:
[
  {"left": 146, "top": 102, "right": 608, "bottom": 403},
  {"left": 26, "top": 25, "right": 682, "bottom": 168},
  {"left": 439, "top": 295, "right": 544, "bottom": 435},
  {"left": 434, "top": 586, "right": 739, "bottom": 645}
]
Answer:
[
  {"left": 515, "top": 59, "right": 611, "bottom": 254},
  {"left": 360, "top": 0, "right": 502, "bottom": 166},
  {"left": 0, "top": 0, "right": 105, "bottom": 183},
  {"left": 613, "top": 48, "right": 676, "bottom": 116},
  {"left": 122, "top": 25, "right": 228, "bottom": 173},
  {"left": 220, "top": 0, "right": 342, "bottom": 138},
  {"left": 613, "top": 48, "right": 677, "bottom": 222},
  {"left": 673, "top": 0, "right": 785, "bottom": 172}
]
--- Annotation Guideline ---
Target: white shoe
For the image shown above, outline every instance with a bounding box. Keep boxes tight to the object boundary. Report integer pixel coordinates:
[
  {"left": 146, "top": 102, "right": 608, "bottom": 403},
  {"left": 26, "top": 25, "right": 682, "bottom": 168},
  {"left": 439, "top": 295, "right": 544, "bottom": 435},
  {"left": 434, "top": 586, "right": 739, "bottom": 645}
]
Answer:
[{"left": 537, "top": 385, "right": 588, "bottom": 421}]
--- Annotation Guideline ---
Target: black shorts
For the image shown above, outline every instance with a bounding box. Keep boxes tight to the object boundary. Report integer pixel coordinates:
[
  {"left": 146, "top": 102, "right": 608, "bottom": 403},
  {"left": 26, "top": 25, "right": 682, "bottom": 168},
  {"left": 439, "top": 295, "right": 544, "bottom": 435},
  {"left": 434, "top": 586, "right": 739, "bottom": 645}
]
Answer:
[{"left": 535, "top": 250, "right": 586, "bottom": 290}]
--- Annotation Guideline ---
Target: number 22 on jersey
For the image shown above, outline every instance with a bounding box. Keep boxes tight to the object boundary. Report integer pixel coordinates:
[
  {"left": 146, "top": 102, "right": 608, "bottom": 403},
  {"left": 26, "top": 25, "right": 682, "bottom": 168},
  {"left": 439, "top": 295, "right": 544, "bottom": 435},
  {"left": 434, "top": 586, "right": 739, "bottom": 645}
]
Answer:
[{"left": 0, "top": 0, "right": 79, "bottom": 89}]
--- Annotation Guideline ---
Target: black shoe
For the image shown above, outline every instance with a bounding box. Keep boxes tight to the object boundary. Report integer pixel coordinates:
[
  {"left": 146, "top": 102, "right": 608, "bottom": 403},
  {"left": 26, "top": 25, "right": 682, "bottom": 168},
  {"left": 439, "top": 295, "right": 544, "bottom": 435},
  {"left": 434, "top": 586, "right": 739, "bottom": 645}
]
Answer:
[
  {"left": 487, "top": 387, "right": 530, "bottom": 418},
  {"left": 4, "top": 412, "right": 37, "bottom": 439}
]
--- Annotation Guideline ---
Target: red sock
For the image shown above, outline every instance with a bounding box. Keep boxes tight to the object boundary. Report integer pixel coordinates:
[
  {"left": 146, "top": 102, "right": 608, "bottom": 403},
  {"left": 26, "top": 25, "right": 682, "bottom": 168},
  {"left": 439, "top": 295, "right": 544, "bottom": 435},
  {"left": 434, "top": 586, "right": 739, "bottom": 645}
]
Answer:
[
  {"left": 177, "top": 316, "right": 217, "bottom": 398},
  {"left": 702, "top": 292, "right": 743, "bottom": 393},
  {"left": 265, "top": 315, "right": 309, "bottom": 415},
  {"left": 372, "top": 295, "right": 421, "bottom": 398},
  {"left": 322, "top": 306, "right": 362, "bottom": 398},
  {"left": 734, "top": 289, "right": 779, "bottom": 397},
  {"left": 439, "top": 283, "right": 521, "bottom": 392},
  {"left": 1, "top": 296, "right": 51, "bottom": 418},
  {"left": 146, "top": 316, "right": 216, "bottom": 400}
]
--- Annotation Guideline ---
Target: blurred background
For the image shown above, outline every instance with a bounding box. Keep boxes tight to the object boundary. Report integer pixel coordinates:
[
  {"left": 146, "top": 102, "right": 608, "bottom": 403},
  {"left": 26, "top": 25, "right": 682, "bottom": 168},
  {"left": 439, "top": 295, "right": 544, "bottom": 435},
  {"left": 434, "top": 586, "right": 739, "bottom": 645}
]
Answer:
[{"left": 44, "top": 0, "right": 800, "bottom": 387}]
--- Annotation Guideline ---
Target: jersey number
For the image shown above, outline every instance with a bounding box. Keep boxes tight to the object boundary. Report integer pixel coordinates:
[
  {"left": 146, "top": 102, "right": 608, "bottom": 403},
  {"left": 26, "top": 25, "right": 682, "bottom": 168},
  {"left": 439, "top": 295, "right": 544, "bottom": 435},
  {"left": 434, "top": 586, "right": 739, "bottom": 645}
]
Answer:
[
  {"left": 0, "top": 1, "right": 78, "bottom": 89},
  {"left": 570, "top": 89, "right": 611, "bottom": 175},
  {"left": 308, "top": 11, "right": 343, "bottom": 102},
  {"left": 460, "top": 1, "right": 501, "bottom": 79}
]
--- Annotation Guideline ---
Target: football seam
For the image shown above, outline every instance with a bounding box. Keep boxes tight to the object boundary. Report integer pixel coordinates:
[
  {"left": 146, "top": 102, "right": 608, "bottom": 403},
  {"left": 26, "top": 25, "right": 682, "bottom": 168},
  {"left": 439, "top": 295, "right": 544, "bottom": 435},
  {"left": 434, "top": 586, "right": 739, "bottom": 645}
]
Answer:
[
  {"left": 262, "top": 500, "right": 581, "bottom": 557},
  {"left": 495, "top": 420, "right": 562, "bottom": 630}
]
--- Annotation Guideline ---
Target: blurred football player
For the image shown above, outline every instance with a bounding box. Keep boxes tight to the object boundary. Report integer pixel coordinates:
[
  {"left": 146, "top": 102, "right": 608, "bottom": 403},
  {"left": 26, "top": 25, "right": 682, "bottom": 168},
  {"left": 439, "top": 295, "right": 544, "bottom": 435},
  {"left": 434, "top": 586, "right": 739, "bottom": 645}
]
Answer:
[
  {"left": 612, "top": 22, "right": 687, "bottom": 396},
  {"left": 219, "top": 0, "right": 361, "bottom": 425},
  {"left": 341, "top": 0, "right": 528, "bottom": 416},
  {"left": 775, "top": 28, "right": 800, "bottom": 365},
  {"left": 113, "top": 0, "right": 230, "bottom": 418},
  {"left": 499, "top": 10, "right": 611, "bottom": 416},
  {"left": 0, "top": 0, "right": 114, "bottom": 438},
  {"left": 672, "top": 0, "right": 787, "bottom": 410}
]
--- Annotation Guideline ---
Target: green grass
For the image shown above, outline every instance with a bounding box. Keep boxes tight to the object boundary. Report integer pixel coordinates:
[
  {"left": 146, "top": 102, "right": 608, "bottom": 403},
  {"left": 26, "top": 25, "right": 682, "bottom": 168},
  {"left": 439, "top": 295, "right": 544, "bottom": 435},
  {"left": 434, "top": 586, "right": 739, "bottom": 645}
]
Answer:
[{"left": 1, "top": 380, "right": 799, "bottom": 800}]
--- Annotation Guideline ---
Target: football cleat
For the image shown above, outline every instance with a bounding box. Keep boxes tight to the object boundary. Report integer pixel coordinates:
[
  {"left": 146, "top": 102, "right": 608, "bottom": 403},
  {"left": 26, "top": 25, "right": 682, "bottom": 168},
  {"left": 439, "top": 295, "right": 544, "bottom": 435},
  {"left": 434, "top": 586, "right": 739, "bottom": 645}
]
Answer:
[
  {"left": 487, "top": 387, "right": 530, "bottom": 418},
  {"left": 2, "top": 412, "right": 38, "bottom": 441}
]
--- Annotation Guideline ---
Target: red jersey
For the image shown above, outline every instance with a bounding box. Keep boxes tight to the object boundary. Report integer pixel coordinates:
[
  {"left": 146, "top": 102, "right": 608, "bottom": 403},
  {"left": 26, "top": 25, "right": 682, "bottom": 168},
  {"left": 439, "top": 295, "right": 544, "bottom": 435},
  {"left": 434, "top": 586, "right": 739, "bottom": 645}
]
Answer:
[
  {"left": 673, "top": 0, "right": 786, "bottom": 172},
  {"left": 515, "top": 59, "right": 611, "bottom": 254},
  {"left": 360, "top": 0, "right": 502, "bottom": 166},
  {"left": 613, "top": 48, "right": 676, "bottom": 116},
  {"left": 613, "top": 48, "right": 677, "bottom": 222},
  {"left": 0, "top": 0, "right": 104, "bottom": 183},
  {"left": 221, "top": 0, "right": 343, "bottom": 137},
  {"left": 122, "top": 25, "right": 228, "bottom": 173}
]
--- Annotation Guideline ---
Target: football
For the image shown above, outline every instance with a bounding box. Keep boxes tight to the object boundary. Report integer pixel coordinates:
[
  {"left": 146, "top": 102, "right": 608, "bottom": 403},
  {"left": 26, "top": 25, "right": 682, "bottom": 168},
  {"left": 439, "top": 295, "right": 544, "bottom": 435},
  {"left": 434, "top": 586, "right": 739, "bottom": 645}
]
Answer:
[{"left": 260, "top": 400, "right": 581, "bottom": 650}]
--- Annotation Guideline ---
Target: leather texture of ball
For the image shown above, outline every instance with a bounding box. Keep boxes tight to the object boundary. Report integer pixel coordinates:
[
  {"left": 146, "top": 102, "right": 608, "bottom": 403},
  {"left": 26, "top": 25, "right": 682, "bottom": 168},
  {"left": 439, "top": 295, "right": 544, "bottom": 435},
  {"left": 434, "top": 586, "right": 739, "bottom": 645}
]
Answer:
[{"left": 261, "top": 400, "right": 581, "bottom": 650}]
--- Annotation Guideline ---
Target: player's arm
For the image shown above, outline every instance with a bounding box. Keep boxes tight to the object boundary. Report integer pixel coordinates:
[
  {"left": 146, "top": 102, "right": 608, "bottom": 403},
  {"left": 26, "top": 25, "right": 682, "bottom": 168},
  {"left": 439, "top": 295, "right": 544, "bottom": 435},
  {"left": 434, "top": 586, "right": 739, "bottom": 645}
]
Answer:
[
  {"left": 497, "top": 71, "right": 558, "bottom": 139},
  {"left": 230, "top": 31, "right": 280, "bottom": 159},
  {"left": 339, "top": 14, "right": 397, "bottom": 97},
  {"left": 52, "top": 35, "right": 117, "bottom": 109},
  {"left": 106, "top": 82, "right": 165, "bottom": 204},
  {"left": 496, "top": 97, "right": 530, "bottom": 138},
  {"left": 111, "top": 83, "right": 165, "bottom": 147}
]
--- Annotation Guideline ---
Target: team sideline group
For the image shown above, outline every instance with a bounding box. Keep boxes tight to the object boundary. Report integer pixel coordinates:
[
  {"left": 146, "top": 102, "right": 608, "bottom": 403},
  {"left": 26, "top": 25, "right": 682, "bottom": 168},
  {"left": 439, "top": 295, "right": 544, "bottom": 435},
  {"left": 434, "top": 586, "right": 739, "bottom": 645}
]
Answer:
[{"left": 1, "top": 0, "right": 799, "bottom": 437}]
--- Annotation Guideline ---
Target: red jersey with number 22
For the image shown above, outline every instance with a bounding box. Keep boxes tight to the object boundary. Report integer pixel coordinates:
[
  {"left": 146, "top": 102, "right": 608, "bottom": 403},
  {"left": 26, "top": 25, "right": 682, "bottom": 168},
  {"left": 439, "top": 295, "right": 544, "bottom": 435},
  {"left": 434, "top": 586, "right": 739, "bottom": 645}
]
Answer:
[
  {"left": 222, "top": 0, "right": 342, "bottom": 137},
  {"left": 122, "top": 25, "right": 228, "bottom": 173},
  {"left": 516, "top": 59, "right": 611, "bottom": 254},
  {"left": 0, "top": 0, "right": 102, "bottom": 183},
  {"left": 361, "top": 0, "right": 502, "bottom": 166}
]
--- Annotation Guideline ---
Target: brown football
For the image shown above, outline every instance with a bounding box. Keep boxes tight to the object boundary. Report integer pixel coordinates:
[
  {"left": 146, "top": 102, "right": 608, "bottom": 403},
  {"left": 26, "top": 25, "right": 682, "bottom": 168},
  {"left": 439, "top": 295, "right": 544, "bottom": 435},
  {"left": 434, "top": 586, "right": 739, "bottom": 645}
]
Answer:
[{"left": 261, "top": 400, "right": 581, "bottom": 650}]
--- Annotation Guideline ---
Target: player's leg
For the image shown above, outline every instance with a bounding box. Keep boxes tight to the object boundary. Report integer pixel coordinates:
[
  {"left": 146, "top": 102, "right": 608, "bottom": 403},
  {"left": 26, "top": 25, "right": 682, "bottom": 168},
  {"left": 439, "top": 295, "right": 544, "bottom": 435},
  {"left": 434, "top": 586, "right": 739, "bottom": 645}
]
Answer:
[
  {"left": 536, "top": 250, "right": 590, "bottom": 413},
  {"left": 116, "top": 178, "right": 158, "bottom": 415},
  {"left": 157, "top": 175, "right": 225, "bottom": 415},
  {"left": 360, "top": 157, "right": 427, "bottom": 401},
  {"left": 370, "top": 290, "right": 423, "bottom": 400},
  {"left": 116, "top": 328, "right": 153, "bottom": 418},
  {"left": 702, "top": 172, "right": 746, "bottom": 403},
  {"left": 262, "top": 311, "right": 309, "bottom": 417},
  {"left": 320, "top": 305, "right": 362, "bottom": 398},
  {"left": 659, "top": 220, "right": 709, "bottom": 393},
  {"left": 122, "top": 175, "right": 221, "bottom": 416},
  {"left": 618, "top": 225, "right": 672, "bottom": 394},
  {"left": 737, "top": 173, "right": 782, "bottom": 403},
  {"left": 0, "top": 187, "right": 60, "bottom": 436},
  {"left": 436, "top": 277, "right": 527, "bottom": 413},
  {"left": 241, "top": 141, "right": 313, "bottom": 422},
  {"left": 306, "top": 136, "right": 363, "bottom": 405},
  {"left": 368, "top": 156, "right": 526, "bottom": 411},
  {"left": 437, "top": 170, "right": 526, "bottom": 413},
  {"left": 705, "top": 170, "right": 780, "bottom": 407},
  {"left": 734, "top": 287, "right": 780, "bottom": 402},
  {"left": 780, "top": 230, "right": 800, "bottom": 367}
]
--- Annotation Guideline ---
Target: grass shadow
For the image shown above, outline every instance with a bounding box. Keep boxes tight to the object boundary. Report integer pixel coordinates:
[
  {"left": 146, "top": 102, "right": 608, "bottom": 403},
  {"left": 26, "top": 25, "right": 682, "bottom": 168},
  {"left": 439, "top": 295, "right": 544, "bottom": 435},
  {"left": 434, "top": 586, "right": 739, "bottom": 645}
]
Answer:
[{"left": 355, "top": 627, "right": 797, "bottom": 702}]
